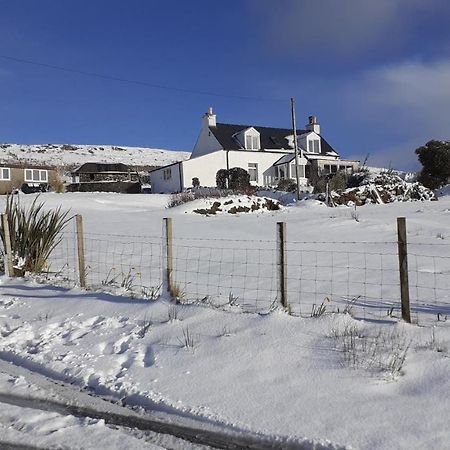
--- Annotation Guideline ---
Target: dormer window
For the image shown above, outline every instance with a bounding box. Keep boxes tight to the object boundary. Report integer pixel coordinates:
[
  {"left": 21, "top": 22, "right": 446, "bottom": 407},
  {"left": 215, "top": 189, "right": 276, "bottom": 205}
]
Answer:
[
  {"left": 243, "top": 128, "right": 260, "bottom": 150},
  {"left": 245, "top": 134, "right": 259, "bottom": 150},
  {"left": 233, "top": 127, "right": 261, "bottom": 150},
  {"left": 308, "top": 139, "right": 320, "bottom": 154}
]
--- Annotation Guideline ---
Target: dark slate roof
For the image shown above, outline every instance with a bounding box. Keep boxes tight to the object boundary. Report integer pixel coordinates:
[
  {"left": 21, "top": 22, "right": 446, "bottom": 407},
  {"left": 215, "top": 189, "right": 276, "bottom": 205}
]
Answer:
[
  {"left": 73, "top": 163, "right": 131, "bottom": 174},
  {"left": 209, "top": 123, "right": 338, "bottom": 156}
]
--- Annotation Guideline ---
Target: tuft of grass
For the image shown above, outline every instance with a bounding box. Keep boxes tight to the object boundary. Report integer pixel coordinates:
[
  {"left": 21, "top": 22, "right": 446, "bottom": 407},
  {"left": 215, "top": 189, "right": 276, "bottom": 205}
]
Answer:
[
  {"left": 0, "top": 195, "right": 72, "bottom": 275},
  {"left": 168, "top": 305, "right": 179, "bottom": 322},
  {"left": 342, "top": 296, "right": 359, "bottom": 316},
  {"left": 178, "top": 326, "right": 196, "bottom": 350},
  {"left": 136, "top": 315, "right": 152, "bottom": 339},
  {"left": 170, "top": 283, "right": 186, "bottom": 303},
  {"left": 331, "top": 321, "right": 411, "bottom": 378},
  {"left": 228, "top": 292, "right": 239, "bottom": 307},
  {"left": 437, "top": 313, "right": 448, "bottom": 322},
  {"left": 311, "top": 297, "right": 330, "bottom": 317},
  {"left": 141, "top": 283, "right": 162, "bottom": 300},
  {"left": 427, "top": 328, "right": 448, "bottom": 353},
  {"left": 34, "top": 311, "right": 52, "bottom": 322},
  {"left": 217, "top": 324, "right": 233, "bottom": 338}
]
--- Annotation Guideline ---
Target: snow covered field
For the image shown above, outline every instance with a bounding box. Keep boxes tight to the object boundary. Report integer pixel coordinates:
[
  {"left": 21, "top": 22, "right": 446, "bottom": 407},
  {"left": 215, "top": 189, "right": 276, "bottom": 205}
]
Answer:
[{"left": 0, "top": 192, "right": 450, "bottom": 449}]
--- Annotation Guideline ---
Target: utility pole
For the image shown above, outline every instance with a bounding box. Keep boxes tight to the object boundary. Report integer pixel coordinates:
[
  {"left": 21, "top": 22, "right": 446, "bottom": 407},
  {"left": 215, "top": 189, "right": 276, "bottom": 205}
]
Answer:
[{"left": 291, "top": 98, "right": 302, "bottom": 201}]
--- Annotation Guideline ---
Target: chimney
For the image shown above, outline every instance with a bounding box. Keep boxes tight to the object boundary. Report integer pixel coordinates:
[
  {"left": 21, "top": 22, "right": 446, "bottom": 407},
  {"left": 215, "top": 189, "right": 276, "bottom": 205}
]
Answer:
[
  {"left": 202, "top": 106, "right": 216, "bottom": 128},
  {"left": 306, "top": 115, "right": 320, "bottom": 134}
]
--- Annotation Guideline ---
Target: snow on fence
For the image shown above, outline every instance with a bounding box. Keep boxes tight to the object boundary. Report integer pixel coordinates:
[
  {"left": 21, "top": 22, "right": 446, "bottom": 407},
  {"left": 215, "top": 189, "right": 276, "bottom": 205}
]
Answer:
[{"left": 2, "top": 215, "right": 450, "bottom": 324}]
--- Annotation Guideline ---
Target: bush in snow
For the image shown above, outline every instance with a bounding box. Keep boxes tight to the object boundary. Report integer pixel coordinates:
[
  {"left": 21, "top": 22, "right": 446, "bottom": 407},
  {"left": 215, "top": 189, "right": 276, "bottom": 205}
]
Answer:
[
  {"left": 276, "top": 178, "right": 297, "bottom": 192},
  {"left": 216, "top": 169, "right": 228, "bottom": 189},
  {"left": 228, "top": 167, "right": 251, "bottom": 191},
  {"left": 168, "top": 188, "right": 233, "bottom": 208},
  {"left": 0, "top": 195, "right": 72, "bottom": 275},
  {"left": 313, "top": 172, "right": 348, "bottom": 194},
  {"left": 216, "top": 168, "right": 252, "bottom": 191},
  {"left": 415, "top": 140, "right": 450, "bottom": 189}
]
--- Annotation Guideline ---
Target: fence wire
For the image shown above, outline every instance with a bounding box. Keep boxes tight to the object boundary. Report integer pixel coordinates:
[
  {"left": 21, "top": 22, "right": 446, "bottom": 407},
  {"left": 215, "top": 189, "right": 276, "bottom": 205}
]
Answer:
[
  {"left": 171, "top": 238, "right": 278, "bottom": 312},
  {"left": 2, "top": 219, "right": 450, "bottom": 324}
]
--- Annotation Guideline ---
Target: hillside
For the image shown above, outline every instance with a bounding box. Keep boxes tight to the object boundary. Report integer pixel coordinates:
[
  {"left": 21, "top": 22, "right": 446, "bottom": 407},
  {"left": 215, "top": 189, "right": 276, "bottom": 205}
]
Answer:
[{"left": 0, "top": 143, "right": 191, "bottom": 170}]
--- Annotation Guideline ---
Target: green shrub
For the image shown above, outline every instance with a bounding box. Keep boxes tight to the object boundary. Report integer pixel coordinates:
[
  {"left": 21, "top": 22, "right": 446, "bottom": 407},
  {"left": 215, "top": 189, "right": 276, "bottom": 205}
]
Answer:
[
  {"left": 228, "top": 167, "right": 250, "bottom": 190},
  {"left": 276, "top": 179, "right": 297, "bottom": 192},
  {"left": 313, "top": 173, "right": 348, "bottom": 194},
  {"left": 0, "top": 195, "right": 72, "bottom": 275},
  {"left": 416, "top": 140, "right": 450, "bottom": 189},
  {"left": 216, "top": 169, "right": 228, "bottom": 189}
]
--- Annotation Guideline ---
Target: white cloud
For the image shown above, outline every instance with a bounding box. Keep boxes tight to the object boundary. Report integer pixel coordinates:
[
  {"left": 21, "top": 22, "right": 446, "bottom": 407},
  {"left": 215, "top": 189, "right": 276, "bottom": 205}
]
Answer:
[
  {"left": 341, "top": 59, "right": 450, "bottom": 170},
  {"left": 250, "top": 0, "right": 447, "bottom": 56},
  {"left": 356, "top": 59, "right": 450, "bottom": 138}
]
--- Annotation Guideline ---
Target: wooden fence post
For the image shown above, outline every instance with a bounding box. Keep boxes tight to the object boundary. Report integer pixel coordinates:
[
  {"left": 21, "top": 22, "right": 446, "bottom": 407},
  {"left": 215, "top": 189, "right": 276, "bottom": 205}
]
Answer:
[
  {"left": 1, "top": 213, "right": 14, "bottom": 277},
  {"left": 397, "top": 217, "right": 411, "bottom": 323},
  {"left": 277, "top": 222, "right": 288, "bottom": 310},
  {"left": 75, "top": 214, "right": 86, "bottom": 288},
  {"left": 163, "top": 217, "right": 174, "bottom": 299}
]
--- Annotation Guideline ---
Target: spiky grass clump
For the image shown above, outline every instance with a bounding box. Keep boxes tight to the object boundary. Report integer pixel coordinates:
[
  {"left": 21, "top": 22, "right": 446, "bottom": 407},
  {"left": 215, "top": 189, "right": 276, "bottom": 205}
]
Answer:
[{"left": 0, "top": 195, "right": 72, "bottom": 275}]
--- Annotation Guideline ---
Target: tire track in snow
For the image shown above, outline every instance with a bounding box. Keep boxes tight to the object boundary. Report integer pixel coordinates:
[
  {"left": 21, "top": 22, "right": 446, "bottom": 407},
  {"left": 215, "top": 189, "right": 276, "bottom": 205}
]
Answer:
[{"left": 0, "top": 355, "right": 348, "bottom": 450}]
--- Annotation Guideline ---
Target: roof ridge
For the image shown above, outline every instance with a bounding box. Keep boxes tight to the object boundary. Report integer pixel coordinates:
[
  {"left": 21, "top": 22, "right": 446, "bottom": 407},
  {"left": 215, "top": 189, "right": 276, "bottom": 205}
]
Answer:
[{"left": 215, "top": 122, "right": 307, "bottom": 133}]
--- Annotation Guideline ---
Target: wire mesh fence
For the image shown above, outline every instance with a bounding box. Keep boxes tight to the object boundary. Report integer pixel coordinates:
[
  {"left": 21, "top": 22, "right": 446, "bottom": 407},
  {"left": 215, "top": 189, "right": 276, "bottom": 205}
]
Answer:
[
  {"left": 171, "top": 236, "right": 278, "bottom": 312},
  {"left": 44, "top": 224, "right": 163, "bottom": 299},
  {"left": 2, "top": 215, "right": 449, "bottom": 324},
  {"left": 285, "top": 241, "right": 401, "bottom": 318}
]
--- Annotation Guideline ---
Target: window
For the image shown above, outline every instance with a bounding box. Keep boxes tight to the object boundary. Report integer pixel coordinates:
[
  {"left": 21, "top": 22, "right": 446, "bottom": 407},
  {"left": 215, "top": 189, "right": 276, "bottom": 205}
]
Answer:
[
  {"left": 245, "top": 134, "right": 260, "bottom": 150},
  {"left": 0, "top": 167, "right": 11, "bottom": 181},
  {"left": 163, "top": 168, "right": 172, "bottom": 180},
  {"left": 248, "top": 163, "right": 258, "bottom": 182},
  {"left": 24, "top": 169, "right": 48, "bottom": 183},
  {"left": 308, "top": 139, "right": 320, "bottom": 153}
]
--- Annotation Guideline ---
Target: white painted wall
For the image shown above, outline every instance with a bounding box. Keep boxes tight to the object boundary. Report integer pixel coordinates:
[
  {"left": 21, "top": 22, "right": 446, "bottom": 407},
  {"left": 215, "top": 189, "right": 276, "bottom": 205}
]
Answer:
[
  {"left": 184, "top": 150, "right": 307, "bottom": 188},
  {"left": 150, "top": 163, "right": 182, "bottom": 193},
  {"left": 182, "top": 151, "right": 227, "bottom": 188},
  {"left": 191, "top": 127, "right": 223, "bottom": 158},
  {"left": 227, "top": 151, "right": 289, "bottom": 186},
  {"left": 191, "top": 112, "right": 223, "bottom": 160}
]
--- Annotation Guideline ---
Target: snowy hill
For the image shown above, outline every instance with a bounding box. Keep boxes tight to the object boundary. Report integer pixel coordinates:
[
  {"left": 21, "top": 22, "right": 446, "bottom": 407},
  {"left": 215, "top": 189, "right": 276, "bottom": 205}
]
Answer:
[{"left": 0, "top": 143, "right": 191, "bottom": 170}]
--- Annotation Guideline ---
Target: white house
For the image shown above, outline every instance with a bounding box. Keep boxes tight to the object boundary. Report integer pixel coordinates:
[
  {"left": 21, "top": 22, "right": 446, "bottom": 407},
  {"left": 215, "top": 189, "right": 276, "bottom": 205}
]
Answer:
[{"left": 150, "top": 108, "right": 359, "bottom": 193}]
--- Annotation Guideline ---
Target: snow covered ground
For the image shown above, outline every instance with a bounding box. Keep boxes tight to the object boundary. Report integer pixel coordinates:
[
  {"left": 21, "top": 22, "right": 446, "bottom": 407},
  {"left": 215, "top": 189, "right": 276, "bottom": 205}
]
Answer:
[
  {"left": 0, "top": 191, "right": 449, "bottom": 449},
  {"left": 0, "top": 143, "right": 190, "bottom": 169}
]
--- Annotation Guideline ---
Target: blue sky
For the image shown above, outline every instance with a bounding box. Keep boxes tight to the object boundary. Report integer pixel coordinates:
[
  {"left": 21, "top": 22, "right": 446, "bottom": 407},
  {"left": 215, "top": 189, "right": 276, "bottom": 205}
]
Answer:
[{"left": 1, "top": 0, "right": 450, "bottom": 170}]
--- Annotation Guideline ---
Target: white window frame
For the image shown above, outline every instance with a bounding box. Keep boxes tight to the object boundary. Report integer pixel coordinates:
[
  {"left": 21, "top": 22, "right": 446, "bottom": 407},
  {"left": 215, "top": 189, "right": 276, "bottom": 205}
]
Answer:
[
  {"left": 0, "top": 167, "right": 11, "bottom": 181},
  {"left": 244, "top": 131, "right": 260, "bottom": 150},
  {"left": 248, "top": 163, "right": 258, "bottom": 182},
  {"left": 24, "top": 169, "right": 48, "bottom": 183}
]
